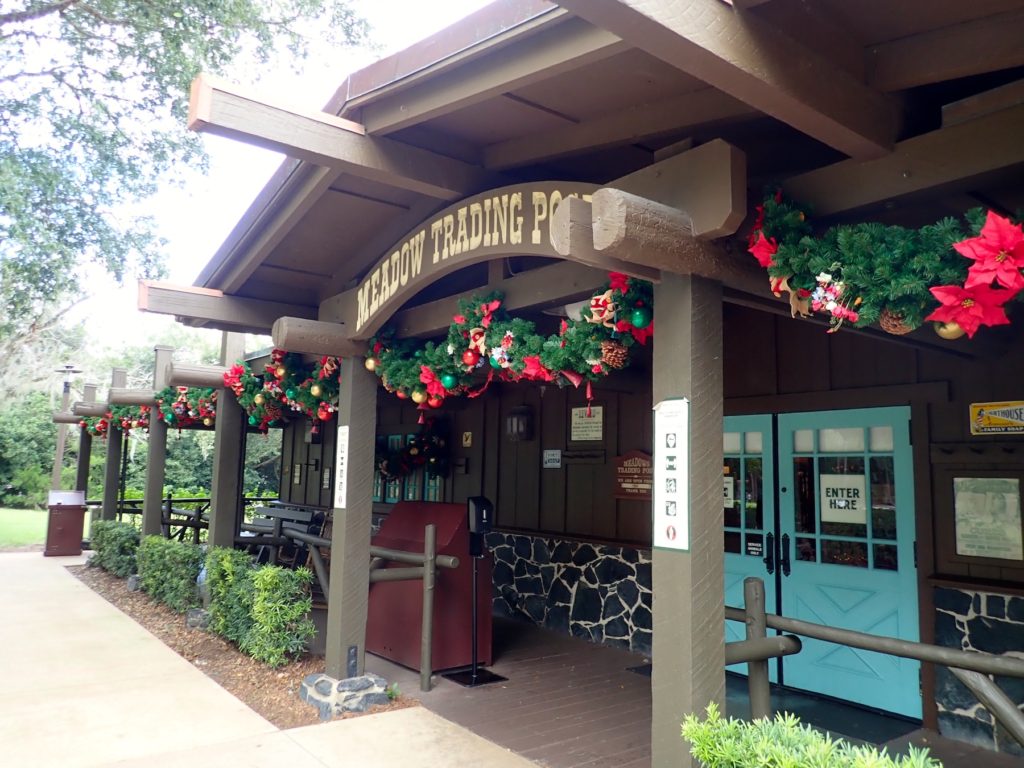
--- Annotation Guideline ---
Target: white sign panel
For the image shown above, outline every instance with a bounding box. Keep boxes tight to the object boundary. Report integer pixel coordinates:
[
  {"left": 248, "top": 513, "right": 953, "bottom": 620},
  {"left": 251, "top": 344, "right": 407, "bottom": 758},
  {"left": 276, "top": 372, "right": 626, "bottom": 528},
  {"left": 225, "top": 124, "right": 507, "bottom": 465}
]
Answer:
[
  {"left": 819, "top": 473, "right": 867, "bottom": 524},
  {"left": 570, "top": 406, "right": 603, "bottom": 441},
  {"left": 723, "top": 476, "right": 735, "bottom": 509},
  {"left": 543, "top": 449, "right": 562, "bottom": 469},
  {"left": 334, "top": 425, "right": 349, "bottom": 509},
  {"left": 955, "top": 477, "right": 1023, "bottom": 560},
  {"left": 653, "top": 398, "right": 689, "bottom": 551}
]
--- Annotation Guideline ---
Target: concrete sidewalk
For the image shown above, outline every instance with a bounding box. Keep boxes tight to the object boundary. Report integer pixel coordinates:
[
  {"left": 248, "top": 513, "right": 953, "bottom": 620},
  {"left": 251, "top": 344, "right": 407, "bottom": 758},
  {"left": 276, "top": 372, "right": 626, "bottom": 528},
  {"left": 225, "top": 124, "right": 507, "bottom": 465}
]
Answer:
[{"left": 0, "top": 552, "right": 536, "bottom": 768}]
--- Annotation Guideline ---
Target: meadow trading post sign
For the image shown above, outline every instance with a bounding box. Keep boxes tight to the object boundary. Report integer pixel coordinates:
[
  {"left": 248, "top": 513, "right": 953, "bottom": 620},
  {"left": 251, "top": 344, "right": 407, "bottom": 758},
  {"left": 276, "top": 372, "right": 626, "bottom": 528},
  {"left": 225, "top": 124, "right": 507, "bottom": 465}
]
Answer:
[{"left": 352, "top": 182, "right": 597, "bottom": 338}]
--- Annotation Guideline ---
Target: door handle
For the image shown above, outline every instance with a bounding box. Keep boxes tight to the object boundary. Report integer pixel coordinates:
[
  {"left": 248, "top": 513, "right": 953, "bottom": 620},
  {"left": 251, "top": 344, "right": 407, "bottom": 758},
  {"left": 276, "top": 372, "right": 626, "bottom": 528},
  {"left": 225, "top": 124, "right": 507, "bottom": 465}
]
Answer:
[
  {"left": 763, "top": 532, "right": 775, "bottom": 575},
  {"left": 780, "top": 533, "right": 792, "bottom": 577}
]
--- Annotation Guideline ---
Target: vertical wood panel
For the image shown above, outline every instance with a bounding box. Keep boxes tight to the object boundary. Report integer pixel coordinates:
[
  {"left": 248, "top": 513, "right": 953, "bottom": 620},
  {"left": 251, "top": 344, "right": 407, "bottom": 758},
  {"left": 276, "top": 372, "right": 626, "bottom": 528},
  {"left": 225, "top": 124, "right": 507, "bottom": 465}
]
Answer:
[
  {"left": 483, "top": 393, "right": 502, "bottom": 525},
  {"left": 776, "top": 316, "right": 830, "bottom": 393},
  {"left": 540, "top": 386, "right": 568, "bottom": 533},
  {"left": 723, "top": 305, "right": 777, "bottom": 399}
]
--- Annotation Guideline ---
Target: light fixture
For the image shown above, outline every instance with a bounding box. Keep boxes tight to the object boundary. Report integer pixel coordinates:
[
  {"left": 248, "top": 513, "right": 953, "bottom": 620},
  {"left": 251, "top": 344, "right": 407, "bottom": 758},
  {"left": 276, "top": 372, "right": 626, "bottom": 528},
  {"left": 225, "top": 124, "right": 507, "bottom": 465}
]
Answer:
[{"left": 506, "top": 405, "right": 534, "bottom": 442}]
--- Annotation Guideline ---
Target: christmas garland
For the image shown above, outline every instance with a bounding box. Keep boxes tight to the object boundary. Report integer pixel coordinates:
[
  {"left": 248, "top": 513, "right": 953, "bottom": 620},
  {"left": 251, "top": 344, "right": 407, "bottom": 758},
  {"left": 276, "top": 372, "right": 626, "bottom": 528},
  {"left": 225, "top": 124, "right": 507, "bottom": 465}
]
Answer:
[
  {"left": 223, "top": 349, "right": 341, "bottom": 433},
  {"left": 79, "top": 387, "right": 215, "bottom": 436},
  {"left": 375, "top": 418, "right": 450, "bottom": 480},
  {"left": 364, "top": 272, "right": 653, "bottom": 409},
  {"left": 748, "top": 192, "right": 1024, "bottom": 338}
]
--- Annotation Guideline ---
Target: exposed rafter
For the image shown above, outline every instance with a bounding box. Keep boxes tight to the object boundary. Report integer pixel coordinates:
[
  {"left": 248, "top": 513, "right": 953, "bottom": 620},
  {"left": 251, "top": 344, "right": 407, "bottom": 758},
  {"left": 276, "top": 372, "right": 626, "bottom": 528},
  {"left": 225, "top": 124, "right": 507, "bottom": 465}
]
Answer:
[
  {"left": 188, "top": 74, "right": 505, "bottom": 201},
  {"left": 555, "top": 0, "right": 897, "bottom": 159},
  {"left": 484, "top": 88, "right": 757, "bottom": 170},
  {"left": 138, "top": 281, "right": 317, "bottom": 334},
  {"left": 869, "top": 9, "right": 1024, "bottom": 92},
  {"left": 358, "top": 15, "right": 629, "bottom": 135},
  {"left": 783, "top": 102, "right": 1024, "bottom": 217}
]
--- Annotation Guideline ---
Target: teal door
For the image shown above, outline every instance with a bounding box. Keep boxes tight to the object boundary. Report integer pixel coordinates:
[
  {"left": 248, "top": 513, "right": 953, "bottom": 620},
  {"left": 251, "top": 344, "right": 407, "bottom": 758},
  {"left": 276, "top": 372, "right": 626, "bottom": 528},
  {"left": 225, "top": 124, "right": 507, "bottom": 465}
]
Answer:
[
  {"left": 723, "top": 415, "right": 776, "bottom": 676},
  {"left": 724, "top": 408, "right": 920, "bottom": 717}
]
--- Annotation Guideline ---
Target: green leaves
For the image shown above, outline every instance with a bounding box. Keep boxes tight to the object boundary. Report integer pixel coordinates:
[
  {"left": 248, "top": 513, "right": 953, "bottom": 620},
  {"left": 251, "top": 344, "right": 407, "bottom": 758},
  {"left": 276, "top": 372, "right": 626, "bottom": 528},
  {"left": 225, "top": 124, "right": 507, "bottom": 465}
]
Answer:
[
  {"left": 137, "top": 535, "right": 204, "bottom": 612},
  {"left": 90, "top": 520, "right": 140, "bottom": 577}
]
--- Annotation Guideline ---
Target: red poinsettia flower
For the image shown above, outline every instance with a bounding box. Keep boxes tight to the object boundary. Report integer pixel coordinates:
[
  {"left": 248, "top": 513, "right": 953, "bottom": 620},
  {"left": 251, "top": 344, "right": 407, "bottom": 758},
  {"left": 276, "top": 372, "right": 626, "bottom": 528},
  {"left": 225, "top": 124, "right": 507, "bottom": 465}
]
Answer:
[
  {"left": 955, "top": 211, "right": 1024, "bottom": 292},
  {"left": 748, "top": 231, "right": 777, "bottom": 268},
  {"left": 608, "top": 272, "right": 630, "bottom": 293},
  {"left": 522, "top": 356, "right": 554, "bottom": 382},
  {"left": 419, "top": 366, "right": 446, "bottom": 397},
  {"left": 924, "top": 284, "right": 1013, "bottom": 338}
]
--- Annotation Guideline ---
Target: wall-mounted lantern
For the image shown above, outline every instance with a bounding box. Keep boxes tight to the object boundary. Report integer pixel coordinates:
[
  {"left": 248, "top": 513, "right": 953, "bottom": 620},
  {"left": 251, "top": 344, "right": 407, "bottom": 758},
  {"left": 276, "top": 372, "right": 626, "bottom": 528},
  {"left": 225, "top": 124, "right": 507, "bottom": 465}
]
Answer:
[{"left": 506, "top": 405, "right": 534, "bottom": 442}]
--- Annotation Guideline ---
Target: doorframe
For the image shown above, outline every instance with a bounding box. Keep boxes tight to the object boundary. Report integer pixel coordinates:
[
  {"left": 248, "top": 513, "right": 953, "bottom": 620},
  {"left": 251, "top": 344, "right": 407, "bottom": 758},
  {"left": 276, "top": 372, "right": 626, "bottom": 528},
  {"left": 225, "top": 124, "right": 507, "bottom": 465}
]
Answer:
[{"left": 726, "top": 382, "right": 945, "bottom": 728}]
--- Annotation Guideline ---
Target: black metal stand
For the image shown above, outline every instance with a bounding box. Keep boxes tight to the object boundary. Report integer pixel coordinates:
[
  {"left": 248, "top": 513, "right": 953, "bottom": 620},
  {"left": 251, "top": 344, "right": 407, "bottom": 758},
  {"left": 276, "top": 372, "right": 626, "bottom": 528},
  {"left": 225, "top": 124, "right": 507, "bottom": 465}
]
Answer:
[{"left": 443, "top": 552, "right": 506, "bottom": 687}]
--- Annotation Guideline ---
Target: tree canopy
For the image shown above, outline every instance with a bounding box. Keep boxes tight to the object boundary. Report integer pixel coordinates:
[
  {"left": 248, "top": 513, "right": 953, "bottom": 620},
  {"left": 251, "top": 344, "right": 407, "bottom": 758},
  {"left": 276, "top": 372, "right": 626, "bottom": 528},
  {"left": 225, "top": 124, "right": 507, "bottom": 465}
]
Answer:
[{"left": 0, "top": 1, "right": 367, "bottom": 339}]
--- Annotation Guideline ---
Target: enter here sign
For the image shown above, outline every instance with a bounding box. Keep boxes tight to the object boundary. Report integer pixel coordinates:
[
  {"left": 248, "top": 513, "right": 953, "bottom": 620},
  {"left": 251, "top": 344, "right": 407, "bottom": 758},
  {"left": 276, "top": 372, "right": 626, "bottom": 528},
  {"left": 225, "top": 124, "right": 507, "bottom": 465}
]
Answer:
[{"left": 819, "top": 473, "right": 867, "bottom": 525}]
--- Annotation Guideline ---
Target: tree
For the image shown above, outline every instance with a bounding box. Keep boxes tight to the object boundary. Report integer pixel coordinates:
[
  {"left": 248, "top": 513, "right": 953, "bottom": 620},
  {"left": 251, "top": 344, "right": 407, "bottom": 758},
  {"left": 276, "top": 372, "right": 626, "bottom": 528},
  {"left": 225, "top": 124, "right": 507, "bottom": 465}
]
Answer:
[{"left": 0, "top": 1, "right": 367, "bottom": 340}]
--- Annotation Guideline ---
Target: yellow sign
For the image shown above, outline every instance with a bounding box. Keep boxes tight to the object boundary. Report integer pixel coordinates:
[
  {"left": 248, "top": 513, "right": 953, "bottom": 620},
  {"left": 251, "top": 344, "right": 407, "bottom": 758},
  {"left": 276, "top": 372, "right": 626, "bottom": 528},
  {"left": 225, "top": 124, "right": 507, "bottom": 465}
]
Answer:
[
  {"left": 970, "top": 401, "right": 1024, "bottom": 435},
  {"left": 353, "top": 182, "right": 596, "bottom": 335}
]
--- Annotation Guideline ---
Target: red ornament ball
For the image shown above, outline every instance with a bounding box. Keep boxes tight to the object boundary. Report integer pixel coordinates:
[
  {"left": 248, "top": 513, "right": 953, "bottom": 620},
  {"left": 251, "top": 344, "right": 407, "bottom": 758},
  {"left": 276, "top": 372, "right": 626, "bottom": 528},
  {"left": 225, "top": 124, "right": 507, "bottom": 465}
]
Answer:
[
  {"left": 461, "top": 349, "right": 480, "bottom": 367},
  {"left": 427, "top": 395, "right": 443, "bottom": 408},
  {"left": 396, "top": 390, "right": 409, "bottom": 400}
]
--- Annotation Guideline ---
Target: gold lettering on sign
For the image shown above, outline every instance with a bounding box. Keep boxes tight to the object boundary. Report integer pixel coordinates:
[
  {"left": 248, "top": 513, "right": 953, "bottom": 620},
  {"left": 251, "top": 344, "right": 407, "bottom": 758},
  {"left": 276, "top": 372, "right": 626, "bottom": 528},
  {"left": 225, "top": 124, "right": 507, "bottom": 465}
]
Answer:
[{"left": 354, "top": 183, "right": 597, "bottom": 333}]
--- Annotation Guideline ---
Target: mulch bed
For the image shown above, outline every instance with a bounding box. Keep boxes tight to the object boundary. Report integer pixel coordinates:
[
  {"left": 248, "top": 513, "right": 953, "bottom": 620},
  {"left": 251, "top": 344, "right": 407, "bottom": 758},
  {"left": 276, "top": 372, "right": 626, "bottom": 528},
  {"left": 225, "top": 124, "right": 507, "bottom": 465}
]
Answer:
[{"left": 70, "top": 564, "right": 415, "bottom": 729}]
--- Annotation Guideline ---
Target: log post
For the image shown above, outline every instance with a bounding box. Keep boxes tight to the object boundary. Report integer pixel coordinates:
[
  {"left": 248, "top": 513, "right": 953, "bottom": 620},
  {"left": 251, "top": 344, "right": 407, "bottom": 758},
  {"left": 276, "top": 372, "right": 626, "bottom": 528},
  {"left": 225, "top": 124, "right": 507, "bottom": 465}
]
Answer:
[
  {"left": 651, "top": 274, "right": 724, "bottom": 768},
  {"left": 271, "top": 316, "right": 366, "bottom": 357},
  {"left": 142, "top": 347, "right": 173, "bottom": 537},
  {"left": 101, "top": 369, "right": 127, "bottom": 521},
  {"left": 75, "top": 383, "right": 97, "bottom": 495},
  {"left": 325, "top": 356, "right": 378, "bottom": 680},
  {"left": 208, "top": 333, "right": 247, "bottom": 549},
  {"left": 167, "top": 361, "right": 230, "bottom": 389}
]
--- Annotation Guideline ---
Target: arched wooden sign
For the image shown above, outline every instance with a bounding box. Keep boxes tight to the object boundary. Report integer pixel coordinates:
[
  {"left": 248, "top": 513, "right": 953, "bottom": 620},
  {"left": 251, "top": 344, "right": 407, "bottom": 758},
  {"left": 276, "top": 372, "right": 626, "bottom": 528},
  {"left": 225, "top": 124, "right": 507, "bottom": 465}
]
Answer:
[{"left": 351, "top": 181, "right": 597, "bottom": 339}]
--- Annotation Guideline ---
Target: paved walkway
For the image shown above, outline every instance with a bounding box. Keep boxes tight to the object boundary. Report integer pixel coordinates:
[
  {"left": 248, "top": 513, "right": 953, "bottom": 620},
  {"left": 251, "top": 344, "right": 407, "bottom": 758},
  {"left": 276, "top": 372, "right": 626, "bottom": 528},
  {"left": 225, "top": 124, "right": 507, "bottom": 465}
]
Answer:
[{"left": 0, "top": 552, "right": 536, "bottom": 768}]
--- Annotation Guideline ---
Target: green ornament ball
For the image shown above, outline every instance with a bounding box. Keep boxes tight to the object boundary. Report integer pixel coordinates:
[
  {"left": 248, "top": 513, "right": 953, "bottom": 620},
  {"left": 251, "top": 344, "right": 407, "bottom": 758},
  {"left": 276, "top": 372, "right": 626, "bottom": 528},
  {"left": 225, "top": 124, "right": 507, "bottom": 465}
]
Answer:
[
  {"left": 440, "top": 373, "right": 458, "bottom": 390},
  {"left": 489, "top": 356, "right": 502, "bottom": 369},
  {"left": 248, "top": 415, "right": 257, "bottom": 426},
  {"left": 285, "top": 389, "right": 296, "bottom": 399},
  {"left": 630, "top": 305, "right": 653, "bottom": 329}
]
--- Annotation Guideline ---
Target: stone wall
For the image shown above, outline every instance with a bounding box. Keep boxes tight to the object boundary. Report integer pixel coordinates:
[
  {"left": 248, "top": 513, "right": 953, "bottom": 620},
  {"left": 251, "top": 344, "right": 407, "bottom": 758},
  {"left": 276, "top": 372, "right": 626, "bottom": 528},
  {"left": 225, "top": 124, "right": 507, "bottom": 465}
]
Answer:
[
  {"left": 933, "top": 586, "right": 1024, "bottom": 757},
  {"left": 486, "top": 531, "right": 652, "bottom": 656}
]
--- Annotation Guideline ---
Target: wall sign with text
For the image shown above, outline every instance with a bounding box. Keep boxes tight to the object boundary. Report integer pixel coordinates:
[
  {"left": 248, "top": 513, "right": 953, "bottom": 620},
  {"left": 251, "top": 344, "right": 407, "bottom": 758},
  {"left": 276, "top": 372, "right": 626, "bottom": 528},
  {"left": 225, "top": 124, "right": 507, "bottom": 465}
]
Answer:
[{"left": 653, "top": 398, "right": 689, "bottom": 551}]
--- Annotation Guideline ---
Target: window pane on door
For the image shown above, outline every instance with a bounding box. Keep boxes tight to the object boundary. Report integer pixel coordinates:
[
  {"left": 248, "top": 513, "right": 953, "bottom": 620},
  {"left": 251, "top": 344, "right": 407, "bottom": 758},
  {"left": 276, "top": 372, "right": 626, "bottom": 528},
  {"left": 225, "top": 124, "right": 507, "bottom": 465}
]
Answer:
[
  {"left": 870, "top": 457, "right": 897, "bottom": 540},
  {"left": 793, "top": 457, "right": 816, "bottom": 533},
  {"left": 744, "top": 458, "right": 764, "bottom": 529},
  {"left": 821, "top": 539, "right": 868, "bottom": 567},
  {"left": 724, "top": 458, "right": 741, "bottom": 527},
  {"left": 819, "top": 427, "right": 865, "bottom": 452}
]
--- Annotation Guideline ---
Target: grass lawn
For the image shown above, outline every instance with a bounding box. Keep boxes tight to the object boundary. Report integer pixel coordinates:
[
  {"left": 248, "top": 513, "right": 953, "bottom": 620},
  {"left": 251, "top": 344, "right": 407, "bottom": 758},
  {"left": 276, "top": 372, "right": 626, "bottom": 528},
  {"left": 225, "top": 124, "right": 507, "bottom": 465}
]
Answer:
[{"left": 0, "top": 507, "right": 49, "bottom": 548}]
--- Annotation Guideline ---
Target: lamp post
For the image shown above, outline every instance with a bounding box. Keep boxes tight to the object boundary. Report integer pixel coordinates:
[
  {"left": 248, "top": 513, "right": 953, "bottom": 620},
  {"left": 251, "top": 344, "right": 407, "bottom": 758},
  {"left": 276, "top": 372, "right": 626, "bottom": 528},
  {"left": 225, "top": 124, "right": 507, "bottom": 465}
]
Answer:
[{"left": 51, "top": 364, "right": 83, "bottom": 490}]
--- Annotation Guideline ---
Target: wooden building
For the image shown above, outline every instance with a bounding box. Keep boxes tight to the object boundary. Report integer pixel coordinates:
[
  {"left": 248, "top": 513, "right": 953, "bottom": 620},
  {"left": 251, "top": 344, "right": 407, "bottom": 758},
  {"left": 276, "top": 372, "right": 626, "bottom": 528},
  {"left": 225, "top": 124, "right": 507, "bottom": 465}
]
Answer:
[{"left": 139, "top": 1, "right": 1024, "bottom": 763}]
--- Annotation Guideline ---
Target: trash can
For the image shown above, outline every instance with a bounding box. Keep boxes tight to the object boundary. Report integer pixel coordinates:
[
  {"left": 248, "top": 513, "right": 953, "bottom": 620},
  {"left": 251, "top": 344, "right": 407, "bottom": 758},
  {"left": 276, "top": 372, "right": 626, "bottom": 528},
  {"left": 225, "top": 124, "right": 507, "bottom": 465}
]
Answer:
[{"left": 45, "top": 490, "right": 87, "bottom": 557}]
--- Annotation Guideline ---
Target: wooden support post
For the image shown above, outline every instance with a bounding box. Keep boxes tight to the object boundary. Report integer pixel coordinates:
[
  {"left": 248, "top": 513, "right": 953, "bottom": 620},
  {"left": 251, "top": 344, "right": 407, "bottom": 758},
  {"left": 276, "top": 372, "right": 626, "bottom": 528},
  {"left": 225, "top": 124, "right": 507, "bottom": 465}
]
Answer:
[
  {"left": 209, "top": 332, "right": 247, "bottom": 549},
  {"left": 101, "top": 369, "right": 127, "bottom": 521},
  {"left": 271, "top": 317, "right": 366, "bottom": 357},
  {"left": 142, "top": 347, "right": 173, "bottom": 537},
  {"left": 75, "top": 384, "right": 97, "bottom": 495},
  {"left": 743, "top": 577, "right": 771, "bottom": 720},
  {"left": 325, "top": 357, "right": 378, "bottom": 680},
  {"left": 651, "top": 274, "right": 724, "bottom": 768},
  {"left": 421, "top": 523, "right": 437, "bottom": 693}
]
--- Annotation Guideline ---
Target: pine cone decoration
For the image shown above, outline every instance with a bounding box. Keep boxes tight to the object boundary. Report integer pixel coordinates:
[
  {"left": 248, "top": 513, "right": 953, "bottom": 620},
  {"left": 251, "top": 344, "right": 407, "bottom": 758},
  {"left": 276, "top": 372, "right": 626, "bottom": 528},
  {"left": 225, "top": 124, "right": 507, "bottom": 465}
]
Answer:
[
  {"left": 263, "top": 401, "right": 284, "bottom": 422},
  {"left": 601, "top": 340, "right": 629, "bottom": 369},
  {"left": 879, "top": 308, "right": 913, "bottom": 336}
]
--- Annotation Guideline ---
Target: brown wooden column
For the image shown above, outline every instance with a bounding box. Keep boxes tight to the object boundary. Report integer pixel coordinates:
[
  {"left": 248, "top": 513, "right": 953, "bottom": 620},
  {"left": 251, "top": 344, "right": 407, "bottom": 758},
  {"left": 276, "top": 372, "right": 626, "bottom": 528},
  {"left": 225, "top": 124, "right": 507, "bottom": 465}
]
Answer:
[
  {"left": 324, "top": 356, "right": 378, "bottom": 679},
  {"left": 101, "top": 369, "right": 127, "bottom": 521},
  {"left": 208, "top": 333, "right": 247, "bottom": 548},
  {"left": 74, "top": 383, "right": 97, "bottom": 494},
  {"left": 651, "top": 274, "right": 724, "bottom": 768},
  {"left": 142, "top": 346, "right": 173, "bottom": 537}
]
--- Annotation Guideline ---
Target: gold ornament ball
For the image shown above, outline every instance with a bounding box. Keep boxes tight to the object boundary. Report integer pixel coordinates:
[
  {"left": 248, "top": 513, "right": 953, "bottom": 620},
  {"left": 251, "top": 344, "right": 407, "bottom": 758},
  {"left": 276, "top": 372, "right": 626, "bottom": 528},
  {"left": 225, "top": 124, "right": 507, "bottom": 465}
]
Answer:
[
  {"left": 365, "top": 357, "right": 378, "bottom": 372},
  {"left": 934, "top": 321, "right": 965, "bottom": 340},
  {"left": 276, "top": 365, "right": 286, "bottom": 377},
  {"left": 411, "top": 389, "right": 428, "bottom": 404},
  {"left": 310, "top": 384, "right": 322, "bottom": 397},
  {"left": 254, "top": 393, "right": 265, "bottom": 405},
  {"left": 203, "top": 417, "right": 213, "bottom": 427}
]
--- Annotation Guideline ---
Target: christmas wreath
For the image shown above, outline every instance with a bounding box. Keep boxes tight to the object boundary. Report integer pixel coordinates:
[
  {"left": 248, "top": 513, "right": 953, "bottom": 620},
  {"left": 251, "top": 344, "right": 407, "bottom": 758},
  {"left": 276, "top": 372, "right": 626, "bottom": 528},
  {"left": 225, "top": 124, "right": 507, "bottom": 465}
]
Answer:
[
  {"left": 222, "top": 349, "right": 341, "bottom": 433},
  {"left": 375, "top": 418, "right": 450, "bottom": 480},
  {"left": 79, "top": 388, "right": 216, "bottom": 436},
  {"left": 748, "top": 192, "right": 1024, "bottom": 338},
  {"left": 365, "top": 272, "right": 653, "bottom": 410}
]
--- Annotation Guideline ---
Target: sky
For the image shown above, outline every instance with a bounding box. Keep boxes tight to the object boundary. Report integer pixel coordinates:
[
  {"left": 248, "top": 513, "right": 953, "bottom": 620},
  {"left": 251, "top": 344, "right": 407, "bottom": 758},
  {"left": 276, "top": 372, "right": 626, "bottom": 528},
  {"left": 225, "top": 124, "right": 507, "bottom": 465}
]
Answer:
[{"left": 73, "top": 0, "right": 495, "bottom": 350}]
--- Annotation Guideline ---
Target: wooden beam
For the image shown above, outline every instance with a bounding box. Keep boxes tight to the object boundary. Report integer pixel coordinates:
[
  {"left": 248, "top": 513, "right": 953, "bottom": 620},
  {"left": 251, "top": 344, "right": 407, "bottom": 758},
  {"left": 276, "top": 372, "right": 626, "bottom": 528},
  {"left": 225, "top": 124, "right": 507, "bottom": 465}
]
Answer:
[
  {"left": 360, "top": 15, "right": 628, "bottom": 135},
  {"left": 484, "top": 88, "right": 757, "bottom": 170},
  {"left": 271, "top": 317, "right": 367, "bottom": 357},
  {"left": 783, "top": 102, "right": 1024, "bottom": 217},
  {"left": 109, "top": 388, "right": 157, "bottom": 406},
  {"left": 52, "top": 412, "right": 82, "bottom": 425},
  {"left": 167, "top": 362, "right": 229, "bottom": 389},
  {"left": 869, "top": 9, "right": 1024, "bottom": 92},
  {"left": 72, "top": 403, "right": 107, "bottom": 417},
  {"left": 942, "top": 79, "right": 1024, "bottom": 128},
  {"left": 555, "top": 0, "right": 896, "bottom": 158},
  {"left": 189, "top": 74, "right": 504, "bottom": 201},
  {"left": 386, "top": 261, "right": 611, "bottom": 340},
  {"left": 138, "top": 280, "right": 317, "bottom": 333},
  {"left": 550, "top": 196, "right": 663, "bottom": 282}
]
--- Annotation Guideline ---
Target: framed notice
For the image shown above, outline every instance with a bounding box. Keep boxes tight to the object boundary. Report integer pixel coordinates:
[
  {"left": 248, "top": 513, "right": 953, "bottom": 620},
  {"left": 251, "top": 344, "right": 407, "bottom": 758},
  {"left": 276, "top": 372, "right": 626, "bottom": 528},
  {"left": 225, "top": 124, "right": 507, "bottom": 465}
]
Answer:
[
  {"left": 653, "top": 398, "right": 689, "bottom": 551},
  {"left": 614, "top": 451, "right": 653, "bottom": 500},
  {"left": 820, "top": 473, "right": 868, "bottom": 525},
  {"left": 334, "top": 425, "right": 349, "bottom": 509},
  {"left": 570, "top": 406, "right": 603, "bottom": 441},
  {"left": 954, "top": 477, "right": 1023, "bottom": 560},
  {"left": 970, "top": 401, "right": 1024, "bottom": 435}
]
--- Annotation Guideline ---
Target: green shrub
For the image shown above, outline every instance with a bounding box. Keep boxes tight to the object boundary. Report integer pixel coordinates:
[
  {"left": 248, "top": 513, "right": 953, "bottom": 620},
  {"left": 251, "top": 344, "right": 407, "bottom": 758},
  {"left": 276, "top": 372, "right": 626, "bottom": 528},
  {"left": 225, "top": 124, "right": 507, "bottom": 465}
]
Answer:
[
  {"left": 137, "top": 536, "right": 204, "bottom": 612},
  {"left": 682, "top": 703, "right": 942, "bottom": 768},
  {"left": 90, "top": 520, "right": 140, "bottom": 577},
  {"left": 205, "top": 547, "right": 256, "bottom": 645},
  {"left": 240, "top": 565, "right": 316, "bottom": 668}
]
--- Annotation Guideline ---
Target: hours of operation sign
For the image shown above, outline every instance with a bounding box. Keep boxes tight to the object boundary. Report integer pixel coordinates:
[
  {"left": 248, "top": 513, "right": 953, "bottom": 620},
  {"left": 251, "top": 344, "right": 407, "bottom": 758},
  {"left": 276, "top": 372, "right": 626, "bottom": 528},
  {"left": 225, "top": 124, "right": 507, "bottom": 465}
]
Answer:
[{"left": 653, "top": 398, "right": 689, "bottom": 551}]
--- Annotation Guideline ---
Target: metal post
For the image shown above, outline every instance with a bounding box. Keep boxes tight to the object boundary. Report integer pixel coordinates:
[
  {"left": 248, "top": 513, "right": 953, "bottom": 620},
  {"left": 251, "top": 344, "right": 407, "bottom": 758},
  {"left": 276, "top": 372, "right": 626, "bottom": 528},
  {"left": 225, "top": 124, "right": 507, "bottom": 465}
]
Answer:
[
  {"left": 744, "top": 577, "right": 771, "bottom": 719},
  {"left": 421, "top": 523, "right": 437, "bottom": 692},
  {"left": 51, "top": 364, "right": 82, "bottom": 490},
  {"left": 950, "top": 668, "right": 1024, "bottom": 747}
]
